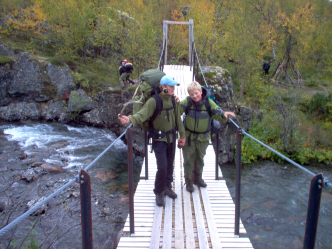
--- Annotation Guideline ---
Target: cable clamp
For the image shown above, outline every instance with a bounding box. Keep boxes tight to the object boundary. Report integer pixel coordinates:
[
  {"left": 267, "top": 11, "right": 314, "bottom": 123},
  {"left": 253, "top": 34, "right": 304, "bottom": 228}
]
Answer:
[{"left": 323, "top": 178, "right": 330, "bottom": 188}]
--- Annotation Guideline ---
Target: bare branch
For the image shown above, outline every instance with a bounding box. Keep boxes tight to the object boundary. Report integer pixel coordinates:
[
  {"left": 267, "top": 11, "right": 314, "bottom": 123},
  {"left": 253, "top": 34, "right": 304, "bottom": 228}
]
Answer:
[{"left": 118, "top": 84, "right": 143, "bottom": 117}]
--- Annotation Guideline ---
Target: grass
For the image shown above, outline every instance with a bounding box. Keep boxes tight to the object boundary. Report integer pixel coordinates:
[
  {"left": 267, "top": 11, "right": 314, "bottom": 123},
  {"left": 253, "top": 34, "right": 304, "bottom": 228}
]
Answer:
[{"left": 0, "top": 56, "right": 14, "bottom": 65}]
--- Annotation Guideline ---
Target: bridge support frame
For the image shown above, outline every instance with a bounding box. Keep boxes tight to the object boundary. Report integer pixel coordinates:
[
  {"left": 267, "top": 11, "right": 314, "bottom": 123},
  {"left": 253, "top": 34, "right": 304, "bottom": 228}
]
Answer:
[
  {"left": 303, "top": 173, "right": 323, "bottom": 249},
  {"left": 80, "top": 169, "right": 93, "bottom": 249},
  {"left": 162, "top": 19, "right": 194, "bottom": 66}
]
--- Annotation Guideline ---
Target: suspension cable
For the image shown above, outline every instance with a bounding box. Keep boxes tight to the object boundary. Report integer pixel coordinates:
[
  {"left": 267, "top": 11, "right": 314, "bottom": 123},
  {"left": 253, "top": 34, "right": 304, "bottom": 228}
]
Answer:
[
  {"left": 0, "top": 123, "right": 133, "bottom": 237},
  {"left": 193, "top": 43, "right": 208, "bottom": 87},
  {"left": 158, "top": 40, "right": 165, "bottom": 70}
]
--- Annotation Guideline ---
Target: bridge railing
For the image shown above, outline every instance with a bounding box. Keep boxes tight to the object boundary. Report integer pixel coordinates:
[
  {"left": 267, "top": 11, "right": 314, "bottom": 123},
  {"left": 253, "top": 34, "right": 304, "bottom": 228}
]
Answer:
[
  {"left": 190, "top": 40, "right": 331, "bottom": 247},
  {"left": 0, "top": 124, "right": 136, "bottom": 248}
]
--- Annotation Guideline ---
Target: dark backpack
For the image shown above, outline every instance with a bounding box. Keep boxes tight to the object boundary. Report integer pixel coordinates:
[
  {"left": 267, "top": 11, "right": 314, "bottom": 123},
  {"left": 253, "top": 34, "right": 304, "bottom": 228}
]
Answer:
[
  {"left": 133, "top": 69, "right": 176, "bottom": 138},
  {"left": 125, "top": 62, "right": 134, "bottom": 70}
]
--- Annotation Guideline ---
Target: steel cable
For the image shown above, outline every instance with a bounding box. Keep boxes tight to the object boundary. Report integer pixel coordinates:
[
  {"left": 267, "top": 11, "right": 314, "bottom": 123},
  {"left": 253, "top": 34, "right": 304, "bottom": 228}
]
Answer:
[{"left": 0, "top": 123, "right": 133, "bottom": 237}]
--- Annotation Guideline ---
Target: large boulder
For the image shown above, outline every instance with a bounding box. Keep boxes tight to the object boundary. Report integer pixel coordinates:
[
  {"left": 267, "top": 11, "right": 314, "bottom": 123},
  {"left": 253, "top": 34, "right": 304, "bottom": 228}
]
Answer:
[
  {"left": 83, "top": 89, "right": 145, "bottom": 155},
  {"left": 67, "top": 89, "right": 97, "bottom": 113},
  {"left": 0, "top": 102, "right": 40, "bottom": 121},
  {"left": 6, "top": 53, "right": 55, "bottom": 102},
  {"left": 40, "top": 100, "right": 68, "bottom": 122},
  {"left": 45, "top": 63, "right": 76, "bottom": 99},
  {"left": 200, "top": 66, "right": 252, "bottom": 164}
]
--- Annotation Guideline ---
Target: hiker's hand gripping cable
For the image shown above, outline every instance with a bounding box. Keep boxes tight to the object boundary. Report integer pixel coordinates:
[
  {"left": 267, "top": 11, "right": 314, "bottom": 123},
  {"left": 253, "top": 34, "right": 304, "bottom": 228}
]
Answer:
[
  {"left": 118, "top": 115, "right": 131, "bottom": 125},
  {"left": 223, "top": 111, "right": 236, "bottom": 119}
]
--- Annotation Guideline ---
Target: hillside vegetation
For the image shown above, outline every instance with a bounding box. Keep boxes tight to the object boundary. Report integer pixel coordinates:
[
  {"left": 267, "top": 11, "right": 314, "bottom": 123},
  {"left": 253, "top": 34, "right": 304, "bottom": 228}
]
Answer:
[{"left": 1, "top": 0, "right": 331, "bottom": 164}]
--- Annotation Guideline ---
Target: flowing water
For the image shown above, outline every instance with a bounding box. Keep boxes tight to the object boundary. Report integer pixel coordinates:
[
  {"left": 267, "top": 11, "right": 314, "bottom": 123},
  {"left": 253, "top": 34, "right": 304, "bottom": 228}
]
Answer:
[
  {"left": 221, "top": 161, "right": 332, "bottom": 249},
  {"left": 1, "top": 122, "right": 142, "bottom": 181}
]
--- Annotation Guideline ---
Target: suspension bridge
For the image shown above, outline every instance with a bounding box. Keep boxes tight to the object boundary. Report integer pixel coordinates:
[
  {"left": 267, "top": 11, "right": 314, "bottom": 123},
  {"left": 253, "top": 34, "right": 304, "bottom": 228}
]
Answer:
[
  {"left": 117, "top": 65, "right": 253, "bottom": 248},
  {"left": 0, "top": 19, "right": 330, "bottom": 249}
]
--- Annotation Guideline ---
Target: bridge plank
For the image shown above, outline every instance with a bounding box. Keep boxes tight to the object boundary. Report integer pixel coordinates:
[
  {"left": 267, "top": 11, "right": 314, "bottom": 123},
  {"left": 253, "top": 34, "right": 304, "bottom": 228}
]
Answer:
[
  {"left": 183, "top": 179, "right": 195, "bottom": 248},
  {"left": 192, "top": 185, "right": 209, "bottom": 249},
  {"left": 201, "top": 186, "right": 223, "bottom": 249},
  {"left": 149, "top": 206, "right": 163, "bottom": 249},
  {"left": 174, "top": 149, "right": 184, "bottom": 249},
  {"left": 162, "top": 196, "right": 172, "bottom": 248}
]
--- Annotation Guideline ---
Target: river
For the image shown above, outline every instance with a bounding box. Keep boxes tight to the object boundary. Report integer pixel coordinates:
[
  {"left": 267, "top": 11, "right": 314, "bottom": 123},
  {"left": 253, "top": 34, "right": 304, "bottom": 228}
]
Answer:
[{"left": 221, "top": 161, "right": 332, "bottom": 249}]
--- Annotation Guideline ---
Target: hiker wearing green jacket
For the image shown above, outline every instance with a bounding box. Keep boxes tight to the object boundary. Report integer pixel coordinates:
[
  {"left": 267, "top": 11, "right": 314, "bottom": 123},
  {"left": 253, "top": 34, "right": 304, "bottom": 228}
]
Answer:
[
  {"left": 118, "top": 76, "right": 186, "bottom": 206},
  {"left": 179, "top": 81, "right": 236, "bottom": 192}
]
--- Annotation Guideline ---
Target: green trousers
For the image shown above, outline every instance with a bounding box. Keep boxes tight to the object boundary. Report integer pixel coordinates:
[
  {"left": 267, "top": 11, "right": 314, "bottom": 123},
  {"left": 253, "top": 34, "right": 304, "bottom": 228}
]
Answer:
[
  {"left": 183, "top": 140, "right": 209, "bottom": 180},
  {"left": 119, "top": 72, "right": 131, "bottom": 87}
]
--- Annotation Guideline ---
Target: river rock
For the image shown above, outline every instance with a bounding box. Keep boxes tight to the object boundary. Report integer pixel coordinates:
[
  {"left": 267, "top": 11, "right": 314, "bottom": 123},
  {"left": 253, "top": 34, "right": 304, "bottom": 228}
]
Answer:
[
  {"left": 41, "top": 163, "right": 66, "bottom": 173},
  {"left": 27, "top": 196, "right": 47, "bottom": 216},
  {"left": 21, "top": 169, "right": 39, "bottom": 182},
  {"left": 0, "top": 102, "right": 40, "bottom": 121},
  {"left": 67, "top": 89, "right": 97, "bottom": 113},
  {"left": 49, "top": 141, "right": 69, "bottom": 149},
  {"left": 119, "top": 196, "right": 129, "bottom": 205},
  {"left": 94, "top": 170, "right": 118, "bottom": 182},
  {"left": 0, "top": 197, "right": 14, "bottom": 212}
]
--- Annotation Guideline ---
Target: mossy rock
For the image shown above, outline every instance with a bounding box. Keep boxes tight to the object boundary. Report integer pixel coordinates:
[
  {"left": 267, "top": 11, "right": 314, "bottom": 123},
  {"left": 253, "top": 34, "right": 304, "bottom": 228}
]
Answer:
[
  {"left": 41, "top": 80, "right": 57, "bottom": 97},
  {"left": 0, "top": 56, "right": 14, "bottom": 66}
]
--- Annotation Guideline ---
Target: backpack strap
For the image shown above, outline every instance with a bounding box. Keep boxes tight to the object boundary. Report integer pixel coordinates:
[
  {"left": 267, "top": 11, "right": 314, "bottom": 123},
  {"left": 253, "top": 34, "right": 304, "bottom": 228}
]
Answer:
[
  {"left": 184, "top": 97, "right": 212, "bottom": 146},
  {"left": 148, "top": 95, "right": 177, "bottom": 144}
]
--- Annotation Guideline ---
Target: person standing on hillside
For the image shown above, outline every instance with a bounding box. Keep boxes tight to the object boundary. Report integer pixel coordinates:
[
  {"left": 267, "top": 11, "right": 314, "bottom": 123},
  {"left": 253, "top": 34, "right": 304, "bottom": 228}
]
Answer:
[
  {"left": 118, "top": 76, "right": 186, "bottom": 206},
  {"left": 179, "top": 81, "right": 236, "bottom": 192},
  {"left": 119, "top": 59, "right": 134, "bottom": 89}
]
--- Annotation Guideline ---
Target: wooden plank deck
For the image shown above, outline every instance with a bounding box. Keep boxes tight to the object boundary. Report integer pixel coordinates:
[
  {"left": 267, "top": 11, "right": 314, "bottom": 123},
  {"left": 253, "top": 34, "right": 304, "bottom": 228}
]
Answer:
[{"left": 117, "top": 65, "right": 253, "bottom": 248}]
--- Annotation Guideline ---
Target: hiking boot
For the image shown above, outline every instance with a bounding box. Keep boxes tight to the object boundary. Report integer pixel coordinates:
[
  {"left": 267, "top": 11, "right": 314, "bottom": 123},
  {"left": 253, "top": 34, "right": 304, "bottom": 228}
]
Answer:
[
  {"left": 194, "top": 177, "right": 207, "bottom": 188},
  {"left": 165, "top": 186, "right": 177, "bottom": 199},
  {"left": 156, "top": 191, "right": 164, "bottom": 207},
  {"left": 185, "top": 180, "right": 194, "bottom": 193}
]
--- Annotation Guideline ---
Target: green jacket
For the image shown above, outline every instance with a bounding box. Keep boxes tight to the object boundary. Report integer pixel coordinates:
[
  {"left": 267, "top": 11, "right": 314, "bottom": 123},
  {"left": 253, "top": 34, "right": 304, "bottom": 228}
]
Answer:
[
  {"left": 129, "top": 93, "right": 186, "bottom": 143},
  {"left": 179, "top": 89, "right": 225, "bottom": 142}
]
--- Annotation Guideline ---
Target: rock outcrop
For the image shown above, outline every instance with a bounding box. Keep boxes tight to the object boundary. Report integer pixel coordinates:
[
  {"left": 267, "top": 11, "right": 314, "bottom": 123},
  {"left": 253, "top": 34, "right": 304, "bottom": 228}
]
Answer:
[{"left": 201, "top": 66, "right": 252, "bottom": 164}]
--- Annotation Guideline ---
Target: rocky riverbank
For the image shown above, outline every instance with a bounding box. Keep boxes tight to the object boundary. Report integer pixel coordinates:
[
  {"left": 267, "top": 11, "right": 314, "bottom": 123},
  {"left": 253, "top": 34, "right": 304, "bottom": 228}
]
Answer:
[{"left": 0, "top": 122, "right": 143, "bottom": 248}]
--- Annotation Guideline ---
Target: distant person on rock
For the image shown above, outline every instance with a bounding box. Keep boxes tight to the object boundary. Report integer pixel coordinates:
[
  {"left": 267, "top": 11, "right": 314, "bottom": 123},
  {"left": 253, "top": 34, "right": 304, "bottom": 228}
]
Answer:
[
  {"left": 118, "top": 76, "right": 186, "bottom": 207},
  {"left": 119, "top": 59, "right": 134, "bottom": 89},
  {"left": 179, "top": 81, "right": 236, "bottom": 193},
  {"left": 262, "top": 60, "right": 271, "bottom": 76}
]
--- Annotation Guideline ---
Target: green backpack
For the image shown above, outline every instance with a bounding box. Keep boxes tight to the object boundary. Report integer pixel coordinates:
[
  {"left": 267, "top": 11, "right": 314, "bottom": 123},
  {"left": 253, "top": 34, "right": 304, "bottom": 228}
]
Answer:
[{"left": 133, "top": 69, "right": 167, "bottom": 131}]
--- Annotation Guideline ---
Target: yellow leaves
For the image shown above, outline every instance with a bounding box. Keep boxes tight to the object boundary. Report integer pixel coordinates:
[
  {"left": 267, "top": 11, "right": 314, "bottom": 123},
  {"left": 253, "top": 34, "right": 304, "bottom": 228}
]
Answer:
[{"left": 6, "top": 4, "right": 46, "bottom": 35}]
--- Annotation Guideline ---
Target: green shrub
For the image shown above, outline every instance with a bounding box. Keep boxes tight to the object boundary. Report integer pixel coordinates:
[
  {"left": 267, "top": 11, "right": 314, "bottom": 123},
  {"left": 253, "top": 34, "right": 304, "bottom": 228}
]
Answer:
[
  {"left": 240, "top": 114, "right": 332, "bottom": 164},
  {"left": 46, "top": 55, "right": 77, "bottom": 70}
]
